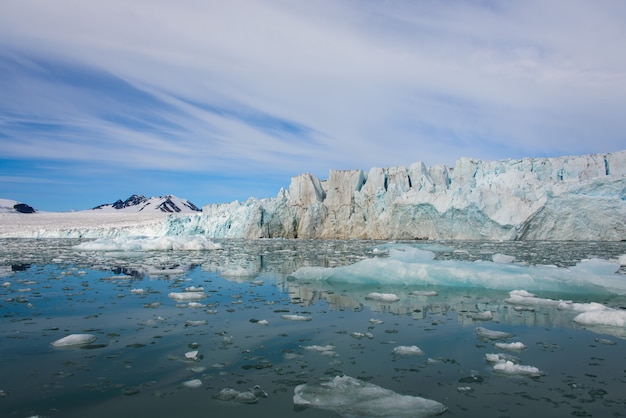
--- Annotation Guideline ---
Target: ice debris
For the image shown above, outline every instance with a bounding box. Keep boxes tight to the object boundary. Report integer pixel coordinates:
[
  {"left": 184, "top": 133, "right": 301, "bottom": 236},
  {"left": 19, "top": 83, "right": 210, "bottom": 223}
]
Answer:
[
  {"left": 486, "top": 353, "right": 544, "bottom": 377},
  {"left": 281, "top": 314, "right": 312, "bottom": 321},
  {"left": 51, "top": 334, "right": 97, "bottom": 348},
  {"left": 494, "top": 342, "right": 527, "bottom": 351},
  {"left": 293, "top": 375, "right": 447, "bottom": 417},
  {"left": 167, "top": 292, "right": 208, "bottom": 301},
  {"left": 291, "top": 245, "right": 626, "bottom": 295},
  {"left": 392, "top": 345, "right": 424, "bottom": 356},
  {"left": 214, "top": 385, "right": 268, "bottom": 404},
  {"left": 365, "top": 292, "right": 400, "bottom": 302},
  {"left": 182, "top": 379, "right": 202, "bottom": 388}
]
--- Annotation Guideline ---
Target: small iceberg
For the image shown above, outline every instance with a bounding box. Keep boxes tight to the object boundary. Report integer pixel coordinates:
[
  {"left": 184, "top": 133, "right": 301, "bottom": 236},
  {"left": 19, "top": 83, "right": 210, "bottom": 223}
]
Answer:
[
  {"left": 365, "top": 292, "right": 400, "bottom": 302},
  {"left": 281, "top": 314, "right": 312, "bottom": 321},
  {"left": 392, "top": 345, "right": 424, "bottom": 356},
  {"left": 293, "top": 375, "right": 446, "bottom": 417},
  {"left": 486, "top": 353, "right": 544, "bottom": 377},
  {"left": 168, "top": 292, "right": 208, "bottom": 301},
  {"left": 51, "top": 334, "right": 97, "bottom": 348},
  {"left": 474, "top": 327, "right": 513, "bottom": 341}
]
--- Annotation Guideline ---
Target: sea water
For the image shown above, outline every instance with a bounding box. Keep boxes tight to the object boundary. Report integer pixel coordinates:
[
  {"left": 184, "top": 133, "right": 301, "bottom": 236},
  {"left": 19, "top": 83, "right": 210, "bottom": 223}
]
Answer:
[{"left": 0, "top": 239, "right": 625, "bottom": 417}]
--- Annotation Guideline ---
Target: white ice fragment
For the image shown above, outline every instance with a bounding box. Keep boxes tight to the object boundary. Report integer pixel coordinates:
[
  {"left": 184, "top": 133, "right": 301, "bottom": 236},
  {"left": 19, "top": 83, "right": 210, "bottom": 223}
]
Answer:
[
  {"left": 474, "top": 327, "right": 513, "bottom": 341},
  {"left": 130, "top": 288, "right": 145, "bottom": 294},
  {"left": 303, "top": 344, "right": 335, "bottom": 352},
  {"left": 185, "top": 350, "right": 199, "bottom": 360},
  {"left": 1, "top": 281, "right": 10, "bottom": 287},
  {"left": 187, "top": 302, "right": 205, "bottom": 308},
  {"left": 492, "top": 253, "right": 515, "bottom": 263},
  {"left": 392, "top": 345, "right": 424, "bottom": 356},
  {"left": 182, "top": 379, "right": 203, "bottom": 388},
  {"left": 485, "top": 353, "right": 543, "bottom": 377},
  {"left": 184, "top": 286, "right": 204, "bottom": 292},
  {"left": 214, "top": 388, "right": 239, "bottom": 401},
  {"left": 573, "top": 308, "right": 626, "bottom": 327},
  {"left": 185, "top": 320, "right": 208, "bottom": 327},
  {"left": 256, "top": 319, "right": 269, "bottom": 326},
  {"left": 293, "top": 375, "right": 446, "bottom": 417},
  {"left": 365, "top": 292, "right": 400, "bottom": 302},
  {"left": 168, "top": 292, "right": 208, "bottom": 301},
  {"left": 51, "top": 334, "right": 97, "bottom": 348},
  {"left": 369, "top": 318, "right": 384, "bottom": 324},
  {"left": 409, "top": 290, "right": 438, "bottom": 296},
  {"left": 281, "top": 314, "right": 312, "bottom": 321},
  {"left": 494, "top": 342, "right": 527, "bottom": 351}
]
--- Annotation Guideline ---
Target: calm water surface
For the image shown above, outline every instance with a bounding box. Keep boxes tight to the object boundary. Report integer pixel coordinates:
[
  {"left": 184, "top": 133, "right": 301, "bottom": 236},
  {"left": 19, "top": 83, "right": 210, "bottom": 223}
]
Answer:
[{"left": 1, "top": 239, "right": 625, "bottom": 417}]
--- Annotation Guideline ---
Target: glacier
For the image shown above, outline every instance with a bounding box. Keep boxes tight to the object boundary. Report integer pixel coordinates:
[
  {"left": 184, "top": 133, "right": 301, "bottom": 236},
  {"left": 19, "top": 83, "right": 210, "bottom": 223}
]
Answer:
[
  {"left": 1, "top": 150, "right": 624, "bottom": 240},
  {"left": 165, "top": 150, "right": 626, "bottom": 240}
]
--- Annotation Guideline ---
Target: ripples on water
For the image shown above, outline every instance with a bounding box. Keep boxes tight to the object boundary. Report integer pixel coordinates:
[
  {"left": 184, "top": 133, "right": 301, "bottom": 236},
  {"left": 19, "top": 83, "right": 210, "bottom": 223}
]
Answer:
[{"left": 0, "top": 239, "right": 625, "bottom": 417}]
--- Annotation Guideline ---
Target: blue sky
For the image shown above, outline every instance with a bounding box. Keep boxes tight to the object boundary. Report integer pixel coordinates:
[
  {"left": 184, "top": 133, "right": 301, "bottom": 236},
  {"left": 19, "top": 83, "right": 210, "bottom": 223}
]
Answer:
[{"left": 1, "top": 0, "right": 625, "bottom": 212}]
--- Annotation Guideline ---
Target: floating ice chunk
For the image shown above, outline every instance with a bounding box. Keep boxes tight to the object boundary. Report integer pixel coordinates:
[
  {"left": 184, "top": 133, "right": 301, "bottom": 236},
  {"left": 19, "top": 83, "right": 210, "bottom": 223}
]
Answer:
[
  {"left": 130, "top": 288, "right": 145, "bottom": 294},
  {"left": 214, "top": 388, "right": 239, "bottom": 401},
  {"left": 184, "top": 286, "right": 204, "bottom": 292},
  {"left": 182, "top": 379, "right": 202, "bottom": 388},
  {"left": 291, "top": 245, "right": 626, "bottom": 295},
  {"left": 2, "top": 281, "right": 10, "bottom": 287},
  {"left": 369, "top": 318, "right": 384, "bottom": 324},
  {"left": 282, "top": 314, "right": 312, "bottom": 321},
  {"left": 492, "top": 253, "right": 516, "bottom": 264},
  {"left": 51, "top": 334, "right": 97, "bottom": 348},
  {"left": 187, "top": 302, "right": 205, "bottom": 308},
  {"left": 409, "top": 290, "right": 438, "bottom": 296},
  {"left": 185, "top": 350, "right": 199, "bottom": 360},
  {"left": 256, "top": 319, "right": 269, "bottom": 326},
  {"left": 573, "top": 308, "right": 626, "bottom": 327},
  {"left": 474, "top": 327, "right": 513, "bottom": 341},
  {"left": 494, "top": 342, "right": 527, "bottom": 351},
  {"left": 619, "top": 254, "right": 626, "bottom": 266},
  {"left": 365, "top": 292, "right": 400, "bottom": 302},
  {"left": 303, "top": 344, "right": 336, "bottom": 355},
  {"left": 185, "top": 320, "right": 208, "bottom": 327},
  {"left": 486, "top": 353, "right": 544, "bottom": 377},
  {"left": 293, "top": 375, "right": 446, "bottom": 417},
  {"left": 393, "top": 345, "right": 424, "bottom": 356},
  {"left": 168, "top": 292, "right": 208, "bottom": 301}
]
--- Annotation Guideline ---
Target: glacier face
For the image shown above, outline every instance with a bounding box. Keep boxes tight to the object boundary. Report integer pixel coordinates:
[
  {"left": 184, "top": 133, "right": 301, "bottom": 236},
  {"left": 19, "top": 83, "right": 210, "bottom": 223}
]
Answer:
[{"left": 165, "top": 150, "right": 626, "bottom": 240}]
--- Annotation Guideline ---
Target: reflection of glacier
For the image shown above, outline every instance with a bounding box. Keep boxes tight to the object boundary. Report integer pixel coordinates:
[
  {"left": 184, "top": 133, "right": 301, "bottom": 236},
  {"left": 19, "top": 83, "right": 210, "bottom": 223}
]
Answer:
[{"left": 165, "top": 150, "right": 626, "bottom": 240}]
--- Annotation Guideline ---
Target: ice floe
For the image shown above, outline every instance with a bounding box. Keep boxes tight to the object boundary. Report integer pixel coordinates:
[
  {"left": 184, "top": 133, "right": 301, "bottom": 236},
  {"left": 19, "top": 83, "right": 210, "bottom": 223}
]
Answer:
[
  {"left": 494, "top": 342, "right": 527, "bottom": 351},
  {"left": 73, "top": 235, "right": 221, "bottom": 251},
  {"left": 182, "top": 379, "right": 202, "bottom": 388},
  {"left": 485, "top": 353, "right": 544, "bottom": 377},
  {"left": 365, "top": 292, "right": 400, "bottom": 302},
  {"left": 290, "top": 245, "right": 626, "bottom": 295},
  {"left": 167, "top": 292, "right": 208, "bottom": 301},
  {"left": 214, "top": 385, "right": 268, "bottom": 404},
  {"left": 392, "top": 345, "right": 424, "bottom": 356},
  {"left": 293, "top": 375, "right": 447, "bottom": 417},
  {"left": 51, "top": 334, "right": 97, "bottom": 348},
  {"left": 281, "top": 314, "right": 312, "bottom": 321}
]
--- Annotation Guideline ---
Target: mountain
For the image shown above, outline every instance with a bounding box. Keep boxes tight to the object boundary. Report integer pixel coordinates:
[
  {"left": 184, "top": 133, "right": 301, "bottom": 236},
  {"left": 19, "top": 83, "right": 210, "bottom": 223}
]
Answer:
[
  {"left": 0, "top": 198, "right": 36, "bottom": 214},
  {"left": 92, "top": 194, "right": 201, "bottom": 213},
  {"left": 162, "top": 150, "right": 626, "bottom": 241}
]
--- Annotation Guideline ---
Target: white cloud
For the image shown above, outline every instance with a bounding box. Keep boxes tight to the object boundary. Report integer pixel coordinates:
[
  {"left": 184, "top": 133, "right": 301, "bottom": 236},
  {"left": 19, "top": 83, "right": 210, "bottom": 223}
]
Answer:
[{"left": 1, "top": 0, "right": 625, "bottom": 180}]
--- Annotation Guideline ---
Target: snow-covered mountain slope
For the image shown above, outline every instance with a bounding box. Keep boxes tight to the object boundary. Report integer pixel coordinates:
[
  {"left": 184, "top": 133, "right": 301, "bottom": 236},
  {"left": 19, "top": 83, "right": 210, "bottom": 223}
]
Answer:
[
  {"left": 0, "top": 199, "right": 36, "bottom": 214},
  {"left": 92, "top": 194, "right": 201, "bottom": 213},
  {"left": 164, "top": 150, "right": 626, "bottom": 241}
]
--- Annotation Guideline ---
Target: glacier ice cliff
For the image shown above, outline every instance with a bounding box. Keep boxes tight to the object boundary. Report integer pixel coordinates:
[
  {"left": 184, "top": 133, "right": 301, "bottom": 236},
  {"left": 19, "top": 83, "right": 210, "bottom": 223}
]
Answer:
[{"left": 165, "top": 150, "right": 626, "bottom": 240}]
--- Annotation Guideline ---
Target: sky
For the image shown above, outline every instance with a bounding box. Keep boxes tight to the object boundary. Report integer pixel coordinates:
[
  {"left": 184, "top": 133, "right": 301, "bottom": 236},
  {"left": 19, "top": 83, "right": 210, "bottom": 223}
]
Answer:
[{"left": 1, "top": 0, "right": 625, "bottom": 212}]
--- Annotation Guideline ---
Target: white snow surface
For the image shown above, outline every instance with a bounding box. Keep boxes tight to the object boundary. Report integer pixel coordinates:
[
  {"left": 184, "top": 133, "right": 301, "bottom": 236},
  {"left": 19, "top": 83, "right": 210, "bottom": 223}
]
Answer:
[{"left": 293, "top": 375, "right": 447, "bottom": 417}]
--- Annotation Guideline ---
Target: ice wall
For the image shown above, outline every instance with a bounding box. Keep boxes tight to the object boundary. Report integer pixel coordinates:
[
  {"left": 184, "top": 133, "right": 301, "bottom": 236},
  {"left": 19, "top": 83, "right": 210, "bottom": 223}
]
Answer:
[{"left": 171, "top": 150, "right": 626, "bottom": 240}]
